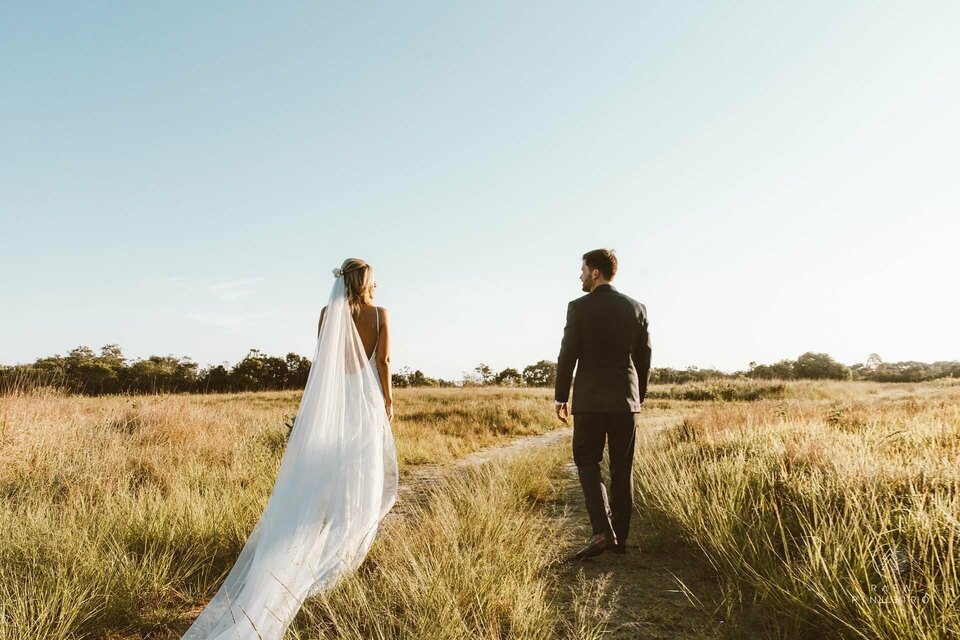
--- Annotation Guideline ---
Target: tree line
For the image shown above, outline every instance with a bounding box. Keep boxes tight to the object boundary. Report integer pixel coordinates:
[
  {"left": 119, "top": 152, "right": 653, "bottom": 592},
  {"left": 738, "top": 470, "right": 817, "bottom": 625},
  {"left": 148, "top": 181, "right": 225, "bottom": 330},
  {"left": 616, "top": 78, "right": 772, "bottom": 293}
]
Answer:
[
  {"left": 1, "top": 346, "right": 957, "bottom": 396},
  {"left": 0, "top": 345, "right": 562, "bottom": 395},
  {"left": 652, "top": 352, "right": 960, "bottom": 384},
  {"left": 391, "top": 360, "right": 558, "bottom": 388},
  {"left": 0, "top": 345, "right": 312, "bottom": 395}
]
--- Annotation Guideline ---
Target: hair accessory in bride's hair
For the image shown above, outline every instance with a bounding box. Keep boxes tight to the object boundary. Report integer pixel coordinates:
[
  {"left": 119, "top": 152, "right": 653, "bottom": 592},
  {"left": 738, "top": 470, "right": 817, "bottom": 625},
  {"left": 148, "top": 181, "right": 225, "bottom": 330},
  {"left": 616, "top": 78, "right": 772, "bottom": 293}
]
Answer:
[{"left": 332, "top": 267, "right": 343, "bottom": 278}]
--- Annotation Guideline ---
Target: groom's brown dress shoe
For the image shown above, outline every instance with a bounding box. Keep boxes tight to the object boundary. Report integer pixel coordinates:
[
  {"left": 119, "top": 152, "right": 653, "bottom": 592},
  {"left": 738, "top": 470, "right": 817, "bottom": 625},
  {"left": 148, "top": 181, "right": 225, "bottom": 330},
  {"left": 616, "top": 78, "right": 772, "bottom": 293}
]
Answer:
[{"left": 574, "top": 532, "right": 615, "bottom": 561}]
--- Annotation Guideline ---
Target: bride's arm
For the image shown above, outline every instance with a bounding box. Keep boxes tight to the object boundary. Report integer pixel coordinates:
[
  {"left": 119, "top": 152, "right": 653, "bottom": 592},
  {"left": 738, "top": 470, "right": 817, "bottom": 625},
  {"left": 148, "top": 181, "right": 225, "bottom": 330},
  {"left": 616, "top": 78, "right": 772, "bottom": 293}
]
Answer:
[
  {"left": 375, "top": 307, "right": 393, "bottom": 420},
  {"left": 317, "top": 306, "right": 326, "bottom": 338}
]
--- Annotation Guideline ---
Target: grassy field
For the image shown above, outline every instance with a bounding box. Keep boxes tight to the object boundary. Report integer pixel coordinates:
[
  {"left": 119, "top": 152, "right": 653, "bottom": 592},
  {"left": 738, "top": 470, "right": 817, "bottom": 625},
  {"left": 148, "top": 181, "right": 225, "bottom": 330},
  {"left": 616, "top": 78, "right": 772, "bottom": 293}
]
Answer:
[
  {"left": 0, "top": 386, "right": 582, "bottom": 639},
  {"left": 1, "top": 379, "right": 957, "bottom": 638},
  {"left": 633, "top": 379, "right": 960, "bottom": 639}
]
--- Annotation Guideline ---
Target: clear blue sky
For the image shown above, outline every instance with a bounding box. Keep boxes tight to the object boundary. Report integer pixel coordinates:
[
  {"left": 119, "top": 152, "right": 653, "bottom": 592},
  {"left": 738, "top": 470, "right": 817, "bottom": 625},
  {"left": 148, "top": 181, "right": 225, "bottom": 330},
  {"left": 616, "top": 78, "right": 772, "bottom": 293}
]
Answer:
[{"left": 2, "top": 2, "right": 958, "bottom": 379}]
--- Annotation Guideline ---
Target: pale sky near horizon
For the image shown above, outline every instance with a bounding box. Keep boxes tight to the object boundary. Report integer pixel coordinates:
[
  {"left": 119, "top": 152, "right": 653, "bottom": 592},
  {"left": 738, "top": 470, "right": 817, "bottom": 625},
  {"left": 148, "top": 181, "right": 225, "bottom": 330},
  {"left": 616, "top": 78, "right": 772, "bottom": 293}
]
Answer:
[{"left": 2, "top": 2, "right": 958, "bottom": 380}]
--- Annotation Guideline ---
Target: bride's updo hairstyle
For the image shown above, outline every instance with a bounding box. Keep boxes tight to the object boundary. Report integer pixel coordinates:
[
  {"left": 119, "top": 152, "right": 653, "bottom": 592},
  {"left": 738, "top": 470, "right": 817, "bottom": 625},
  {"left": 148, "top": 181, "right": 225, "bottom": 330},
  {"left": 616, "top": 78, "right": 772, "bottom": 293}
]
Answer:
[{"left": 338, "top": 258, "right": 375, "bottom": 318}]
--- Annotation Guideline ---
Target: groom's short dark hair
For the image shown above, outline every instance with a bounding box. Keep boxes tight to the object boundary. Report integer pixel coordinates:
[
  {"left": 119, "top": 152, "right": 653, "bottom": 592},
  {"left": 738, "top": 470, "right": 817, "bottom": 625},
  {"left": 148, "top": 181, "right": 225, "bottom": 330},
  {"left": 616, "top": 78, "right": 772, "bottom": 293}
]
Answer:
[{"left": 582, "top": 249, "right": 617, "bottom": 280}]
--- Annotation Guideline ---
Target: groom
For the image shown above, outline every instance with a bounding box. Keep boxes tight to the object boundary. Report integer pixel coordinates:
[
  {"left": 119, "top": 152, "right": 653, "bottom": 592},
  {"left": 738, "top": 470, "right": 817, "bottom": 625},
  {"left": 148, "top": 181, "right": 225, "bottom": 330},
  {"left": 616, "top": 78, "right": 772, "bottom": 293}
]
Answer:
[{"left": 555, "top": 249, "right": 652, "bottom": 560}]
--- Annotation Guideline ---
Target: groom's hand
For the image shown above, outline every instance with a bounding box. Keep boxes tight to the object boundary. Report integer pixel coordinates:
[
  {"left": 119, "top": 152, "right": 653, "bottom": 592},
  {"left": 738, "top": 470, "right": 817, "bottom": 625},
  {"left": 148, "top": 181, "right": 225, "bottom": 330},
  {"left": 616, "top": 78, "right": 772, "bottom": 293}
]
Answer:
[{"left": 555, "top": 401, "right": 569, "bottom": 424}]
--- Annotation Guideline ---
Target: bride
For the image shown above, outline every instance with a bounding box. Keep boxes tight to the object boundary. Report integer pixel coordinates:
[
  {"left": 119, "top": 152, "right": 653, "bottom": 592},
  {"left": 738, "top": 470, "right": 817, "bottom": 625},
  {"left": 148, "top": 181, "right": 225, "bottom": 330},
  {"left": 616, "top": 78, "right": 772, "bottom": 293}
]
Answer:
[{"left": 182, "top": 258, "right": 399, "bottom": 639}]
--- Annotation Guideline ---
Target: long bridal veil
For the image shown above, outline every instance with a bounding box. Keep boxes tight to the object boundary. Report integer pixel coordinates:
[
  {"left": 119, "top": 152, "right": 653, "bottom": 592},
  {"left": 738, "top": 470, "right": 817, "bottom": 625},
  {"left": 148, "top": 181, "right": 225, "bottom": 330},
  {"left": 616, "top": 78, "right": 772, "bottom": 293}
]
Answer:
[{"left": 182, "top": 275, "right": 398, "bottom": 639}]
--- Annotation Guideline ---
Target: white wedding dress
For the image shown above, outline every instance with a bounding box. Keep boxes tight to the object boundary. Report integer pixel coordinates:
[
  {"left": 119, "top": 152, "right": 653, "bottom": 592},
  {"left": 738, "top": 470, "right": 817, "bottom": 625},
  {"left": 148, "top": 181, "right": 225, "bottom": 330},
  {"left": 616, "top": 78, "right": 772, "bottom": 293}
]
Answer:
[{"left": 182, "top": 275, "right": 398, "bottom": 639}]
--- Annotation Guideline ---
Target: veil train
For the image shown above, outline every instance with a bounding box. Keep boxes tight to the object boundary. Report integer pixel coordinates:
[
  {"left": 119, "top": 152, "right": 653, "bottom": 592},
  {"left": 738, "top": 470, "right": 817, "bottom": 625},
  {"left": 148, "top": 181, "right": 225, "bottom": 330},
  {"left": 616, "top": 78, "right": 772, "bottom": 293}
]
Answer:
[{"left": 182, "top": 275, "right": 398, "bottom": 639}]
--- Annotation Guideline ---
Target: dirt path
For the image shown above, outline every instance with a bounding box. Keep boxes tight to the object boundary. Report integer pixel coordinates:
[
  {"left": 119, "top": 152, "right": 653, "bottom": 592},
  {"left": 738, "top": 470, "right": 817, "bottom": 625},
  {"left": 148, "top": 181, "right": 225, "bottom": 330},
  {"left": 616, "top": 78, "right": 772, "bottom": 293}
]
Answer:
[
  {"left": 387, "top": 412, "right": 730, "bottom": 639},
  {"left": 554, "top": 473, "right": 728, "bottom": 639},
  {"left": 384, "top": 413, "right": 678, "bottom": 525},
  {"left": 383, "top": 425, "right": 573, "bottom": 524}
]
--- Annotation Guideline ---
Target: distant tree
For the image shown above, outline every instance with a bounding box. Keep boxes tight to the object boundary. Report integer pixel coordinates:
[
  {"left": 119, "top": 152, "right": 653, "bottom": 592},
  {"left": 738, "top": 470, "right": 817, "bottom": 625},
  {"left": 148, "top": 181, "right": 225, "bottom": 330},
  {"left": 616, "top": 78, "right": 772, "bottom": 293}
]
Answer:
[
  {"left": 747, "top": 359, "right": 796, "bottom": 380},
  {"left": 33, "top": 355, "right": 67, "bottom": 381},
  {"left": 125, "top": 355, "right": 191, "bottom": 393},
  {"left": 392, "top": 366, "right": 413, "bottom": 388},
  {"left": 495, "top": 367, "right": 522, "bottom": 386},
  {"left": 461, "top": 371, "right": 483, "bottom": 387},
  {"left": 474, "top": 363, "right": 496, "bottom": 385},
  {"left": 198, "top": 363, "right": 231, "bottom": 393},
  {"left": 94, "top": 344, "right": 127, "bottom": 393},
  {"left": 391, "top": 366, "right": 439, "bottom": 388},
  {"left": 522, "top": 360, "right": 557, "bottom": 387},
  {"left": 794, "top": 352, "right": 850, "bottom": 380},
  {"left": 99, "top": 344, "right": 125, "bottom": 366},
  {"left": 60, "top": 345, "right": 121, "bottom": 393},
  {"left": 946, "top": 361, "right": 960, "bottom": 378},
  {"left": 409, "top": 370, "right": 438, "bottom": 387},
  {"left": 66, "top": 346, "right": 96, "bottom": 363},
  {"left": 261, "top": 354, "right": 290, "bottom": 389},
  {"left": 172, "top": 356, "right": 199, "bottom": 390},
  {"left": 284, "top": 353, "right": 311, "bottom": 388},
  {"left": 230, "top": 349, "right": 268, "bottom": 391}
]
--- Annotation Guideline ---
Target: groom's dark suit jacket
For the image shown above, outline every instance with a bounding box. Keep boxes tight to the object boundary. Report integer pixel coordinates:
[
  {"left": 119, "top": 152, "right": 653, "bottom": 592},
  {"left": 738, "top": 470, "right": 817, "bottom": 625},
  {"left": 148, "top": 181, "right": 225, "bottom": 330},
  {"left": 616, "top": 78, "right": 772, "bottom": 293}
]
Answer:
[{"left": 555, "top": 284, "right": 651, "bottom": 413}]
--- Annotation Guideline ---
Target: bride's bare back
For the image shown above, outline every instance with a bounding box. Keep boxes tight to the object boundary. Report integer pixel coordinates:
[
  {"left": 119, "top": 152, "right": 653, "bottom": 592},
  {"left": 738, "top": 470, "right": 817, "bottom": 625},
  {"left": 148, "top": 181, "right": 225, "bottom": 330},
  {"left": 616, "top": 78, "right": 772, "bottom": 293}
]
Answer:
[
  {"left": 352, "top": 305, "right": 382, "bottom": 361},
  {"left": 318, "top": 303, "right": 392, "bottom": 417},
  {"left": 317, "top": 304, "right": 383, "bottom": 358}
]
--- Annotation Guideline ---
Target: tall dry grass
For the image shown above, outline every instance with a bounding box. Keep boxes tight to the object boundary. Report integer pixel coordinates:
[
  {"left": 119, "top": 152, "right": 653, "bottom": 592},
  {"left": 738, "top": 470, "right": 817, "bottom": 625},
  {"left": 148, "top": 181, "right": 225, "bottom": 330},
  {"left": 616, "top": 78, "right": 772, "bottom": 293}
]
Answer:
[
  {"left": 633, "top": 382, "right": 960, "bottom": 638},
  {"left": 390, "top": 387, "right": 557, "bottom": 466},
  {"left": 0, "top": 387, "right": 565, "bottom": 639}
]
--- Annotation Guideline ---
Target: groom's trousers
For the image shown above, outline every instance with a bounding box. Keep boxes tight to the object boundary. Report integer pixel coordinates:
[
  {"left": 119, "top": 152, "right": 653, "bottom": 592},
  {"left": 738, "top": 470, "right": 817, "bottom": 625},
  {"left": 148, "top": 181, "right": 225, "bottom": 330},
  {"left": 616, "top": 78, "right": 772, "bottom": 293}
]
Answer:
[{"left": 572, "top": 412, "right": 638, "bottom": 544}]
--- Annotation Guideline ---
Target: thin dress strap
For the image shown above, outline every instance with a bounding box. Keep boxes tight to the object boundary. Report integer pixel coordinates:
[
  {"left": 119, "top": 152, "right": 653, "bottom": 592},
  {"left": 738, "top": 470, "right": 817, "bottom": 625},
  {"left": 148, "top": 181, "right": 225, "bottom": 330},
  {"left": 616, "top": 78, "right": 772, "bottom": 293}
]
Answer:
[{"left": 370, "top": 307, "right": 380, "bottom": 358}]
